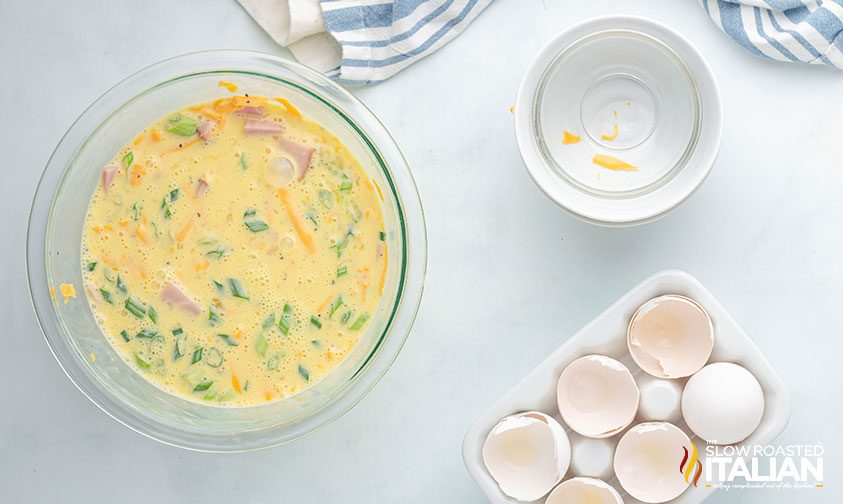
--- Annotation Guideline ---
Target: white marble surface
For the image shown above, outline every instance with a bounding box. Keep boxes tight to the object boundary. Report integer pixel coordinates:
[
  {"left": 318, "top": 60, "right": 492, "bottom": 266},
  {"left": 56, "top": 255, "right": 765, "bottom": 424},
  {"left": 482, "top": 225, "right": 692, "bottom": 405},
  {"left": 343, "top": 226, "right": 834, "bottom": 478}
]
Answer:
[{"left": 1, "top": 0, "right": 840, "bottom": 502}]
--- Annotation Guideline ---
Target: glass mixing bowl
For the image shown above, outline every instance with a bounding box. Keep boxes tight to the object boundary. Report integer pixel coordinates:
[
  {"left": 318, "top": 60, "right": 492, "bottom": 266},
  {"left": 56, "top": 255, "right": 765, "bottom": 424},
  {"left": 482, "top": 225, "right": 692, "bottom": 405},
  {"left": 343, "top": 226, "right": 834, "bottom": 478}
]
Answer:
[{"left": 26, "top": 51, "right": 427, "bottom": 451}]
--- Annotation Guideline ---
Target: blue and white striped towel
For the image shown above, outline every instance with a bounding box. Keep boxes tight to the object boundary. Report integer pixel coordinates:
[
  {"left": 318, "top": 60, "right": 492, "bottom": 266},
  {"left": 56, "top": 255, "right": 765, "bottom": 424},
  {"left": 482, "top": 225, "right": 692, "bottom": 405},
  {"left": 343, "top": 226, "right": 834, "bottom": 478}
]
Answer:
[
  {"left": 701, "top": 0, "right": 843, "bottom": 69},
  {"left": 238, "top": 0, "right": 493, "bottom": 85}
]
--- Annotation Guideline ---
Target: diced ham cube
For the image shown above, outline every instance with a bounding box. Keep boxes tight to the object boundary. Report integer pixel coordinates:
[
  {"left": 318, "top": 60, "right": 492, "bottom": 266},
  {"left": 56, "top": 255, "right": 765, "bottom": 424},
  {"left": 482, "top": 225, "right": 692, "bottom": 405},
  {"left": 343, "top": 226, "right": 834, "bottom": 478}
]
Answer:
[
  {"left": 236, "top": 106, "right": 266, "bottom": 117},
  {"left": 160, "top": 282, "right": 201, "bottom": 316},
  {"left": 101, "top": 165, "right": 118, "bottom": 194},
  {"left": 195, "top": 178, "right": 209, "bottom": 197},
  {"left": 197, "top": 120, "right": 214, "bottom": 140},
  {"left": 244, "top": 119, "right": 284, "bottom": 136},
  {"left": 277, "top": 137, "right": 314, "bottom": 180}
]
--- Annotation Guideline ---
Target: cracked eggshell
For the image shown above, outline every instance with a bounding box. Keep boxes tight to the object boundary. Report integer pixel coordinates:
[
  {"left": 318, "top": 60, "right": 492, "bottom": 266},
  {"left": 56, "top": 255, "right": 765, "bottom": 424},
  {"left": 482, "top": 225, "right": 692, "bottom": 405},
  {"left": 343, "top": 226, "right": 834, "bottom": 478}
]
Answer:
[
  {"left": 557, "top": 355, "right": 639, "bottom": 438},
  {"left": 482, "top": 411, "right": 571, "bottom": 501},
  {"left": 546, "top": 477, "right": 623, "bottom": 504},
  {"left": 614, "top": 422, "right": 692, "bottom": 503},
  {"left": 627, "top": 295, "right": 714, "bottom": 378}
]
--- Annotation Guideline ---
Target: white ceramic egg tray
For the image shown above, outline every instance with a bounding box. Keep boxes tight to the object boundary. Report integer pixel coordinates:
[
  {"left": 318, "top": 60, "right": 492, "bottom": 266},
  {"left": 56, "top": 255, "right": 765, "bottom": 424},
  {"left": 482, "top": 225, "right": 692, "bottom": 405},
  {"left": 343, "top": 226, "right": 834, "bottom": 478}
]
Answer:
[{"left": 462, "top": 270, "right": 790, "bottom": 504}]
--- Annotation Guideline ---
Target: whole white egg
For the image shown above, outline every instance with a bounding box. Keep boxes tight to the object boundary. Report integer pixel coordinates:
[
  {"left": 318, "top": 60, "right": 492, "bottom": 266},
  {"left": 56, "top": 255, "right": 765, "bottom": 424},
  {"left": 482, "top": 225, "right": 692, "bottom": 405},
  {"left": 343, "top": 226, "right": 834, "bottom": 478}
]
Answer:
[{"left": 681, "top": 362, "right": 764, "bottom": 445}]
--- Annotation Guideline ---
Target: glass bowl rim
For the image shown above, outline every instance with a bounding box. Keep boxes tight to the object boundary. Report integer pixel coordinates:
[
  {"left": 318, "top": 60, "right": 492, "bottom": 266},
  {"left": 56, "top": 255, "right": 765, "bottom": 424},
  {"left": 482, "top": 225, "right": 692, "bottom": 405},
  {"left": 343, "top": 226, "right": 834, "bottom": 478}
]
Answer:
[
  {"left": 26, "top": 49, "right": 427, "bottom": 451},
  {"left": 532, "top": 27, "right": 703, "bottom": 199}
]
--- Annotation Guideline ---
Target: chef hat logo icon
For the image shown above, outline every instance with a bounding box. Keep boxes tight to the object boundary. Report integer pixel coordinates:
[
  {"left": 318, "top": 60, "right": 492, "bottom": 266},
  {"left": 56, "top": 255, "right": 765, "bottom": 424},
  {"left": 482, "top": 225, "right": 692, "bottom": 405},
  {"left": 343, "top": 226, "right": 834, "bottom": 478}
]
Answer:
[{"left": 680, "top": 441, "right": 703, "bottom": 487}]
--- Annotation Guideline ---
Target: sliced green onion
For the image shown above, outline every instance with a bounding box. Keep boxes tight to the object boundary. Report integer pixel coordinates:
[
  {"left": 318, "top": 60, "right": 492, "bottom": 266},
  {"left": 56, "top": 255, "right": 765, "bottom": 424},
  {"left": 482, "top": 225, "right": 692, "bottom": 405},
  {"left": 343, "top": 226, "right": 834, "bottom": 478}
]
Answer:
[
  {"left": 169, "top": 188, "right": 179, "bottom": 202},
  {"left": 239, "top": 151, "right": 249, "bottom": 171},
  {"left": 262, "top": 313, "right": 276, "bottom": 331},
  {"left": 228, "top": 278, "right": 249, "bottom": 300},
  {"left": 203, "top": 391, "right": 217, "bottom": 401},
  {"left": 243, "top": 209, "right": 269, "bottom": 232},
  {"left": 337, "top": 265, "right": 348, "bottom": 278},
  {"left": 243, "top": 380, "right": 250, "bottom": 391},
  {"left": 120, "top": 330, "right": 130, "bottom": 342},
  {"left": 99, "top": 289, "right": 113, "bottom": 304},
  {"left": 129, "top": 202, "right": 141, "bottom": 222},
  {"left": 182, "top": 367, "right": 203, "bottom": 386},
  {"left": 136, "top": 328, "right": 158, "bottom": 339},
  {"left": 116, "top": 275, "right": 127, "bottom": 294},
  {"left": 204, "top": 347, "right": 223, "bottom": 368},
  {"left": 134, "top": 353, "right": 150, "bottom": 369},
  {"left": 191, "top": 347, "right": 204, "bottom": 364},
  {"left": 148, "top": 306, "right": 158, "bottom": 323},
  {"left": 311, "top": 339, "right": 321, "bottom": 348},
  {"left": 174, "top": 335, "right": 186, "bottom": 360},
  {"left": 212, "top": 280, "right": 225, "bottom": 295},
  {"left": 283, "top": 303, "right": 293, "bottom": 314},
  {"left": 165, "top": 114, "right": 198, "bottom": 136},
  {"left": 328, "top": 296, "right": 344, "bottom": 319},
  {"left": 218, "top": 390, "right": 237, "bottom": 401},
  {"left": 305, "top": 212, "right": 318, "bottom": 229},
  {"left": 277, "top": 317, "right": 290, "bottom": 336},
  {"left": 103, "top": 268, "right": 114, "bottom": 282},
  {"left": 161, "top": 198, "right": 172, "bottom": 219},
  {"left": 255, "top": 333, "right": 268, "bottom": 357},
  {"left": 298, "top": 364, "right": 310, "bottom": 381},
  {"left": 124, "top": 297, "right": 145, "bottom": 318},
  {"left": 339, "top": 178, "right": 353, "bottom": 193},
  {"left": 244, "top": 220, "right": 269, "bottom": 233},
  {"left": 172, "top": 326, "right": 183, "bottom": 336},
  {"left": 310, "top": 315, "right": 322, "bottom": 329},
  {"left": 205, "top": 247, "right": 226, "bottom": 258},
  {"left": 122, "top": 151, "right": 134, "bottom": 169},
  {"left": 331, "top": 231, "right": 353, "bottom": 258},
  {"left": 349, "top": 314, "right": 370, "bottom": 331},
  {"left": 193, "top": 379, "right": 213, "bottom": 392},
  {"left": 379, "top": 231, "right": 386, "bottom": 241},
  {"left": 267, "top": 353, "right": 282, "bottom": 371},
  {"left": 318, "top": 189, "right": 334, "bottom": 209},
  {"left": 340, "top": 311, "right": 353, "bottom": 325},
  {"left": 86, "top": 261, "right": 97, "bottom": 272},
  {"left": 217, "top": 334, "right": 239, "bottom": 346},
  {"left": 209, "top": 305, "right": 221, "bottom": 325}
]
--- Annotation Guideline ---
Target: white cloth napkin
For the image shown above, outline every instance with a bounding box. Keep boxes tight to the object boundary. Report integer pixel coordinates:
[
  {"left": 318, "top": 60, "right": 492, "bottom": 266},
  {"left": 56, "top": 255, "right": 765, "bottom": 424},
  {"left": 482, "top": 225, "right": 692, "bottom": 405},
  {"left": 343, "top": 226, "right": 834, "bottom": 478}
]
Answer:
[{"left": 237, "top": 0, "right": 342, "bottom": 73}]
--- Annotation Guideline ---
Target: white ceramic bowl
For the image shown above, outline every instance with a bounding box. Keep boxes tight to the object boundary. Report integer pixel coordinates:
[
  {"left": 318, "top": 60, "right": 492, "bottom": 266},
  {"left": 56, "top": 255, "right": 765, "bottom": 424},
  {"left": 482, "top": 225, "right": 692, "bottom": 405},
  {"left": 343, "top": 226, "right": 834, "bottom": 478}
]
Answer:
[{"left": 515, "top": 16, "right": 722, "bottom": 226}]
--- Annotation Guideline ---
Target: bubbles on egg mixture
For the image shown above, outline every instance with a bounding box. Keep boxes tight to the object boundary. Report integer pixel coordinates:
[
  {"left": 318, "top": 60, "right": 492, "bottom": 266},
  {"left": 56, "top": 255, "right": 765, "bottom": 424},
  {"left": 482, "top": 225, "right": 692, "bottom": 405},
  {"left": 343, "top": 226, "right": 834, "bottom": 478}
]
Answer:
[{"left": 79, "top": 97, "right": 386, "bottom": 407}]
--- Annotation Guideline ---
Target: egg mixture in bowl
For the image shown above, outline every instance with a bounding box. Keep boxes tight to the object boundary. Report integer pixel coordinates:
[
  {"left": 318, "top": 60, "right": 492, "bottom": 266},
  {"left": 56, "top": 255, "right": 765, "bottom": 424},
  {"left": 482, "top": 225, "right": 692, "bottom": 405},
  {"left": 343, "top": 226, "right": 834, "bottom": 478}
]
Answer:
[{"left": 27, "top": 51, "right": 426, "bottom": 450}]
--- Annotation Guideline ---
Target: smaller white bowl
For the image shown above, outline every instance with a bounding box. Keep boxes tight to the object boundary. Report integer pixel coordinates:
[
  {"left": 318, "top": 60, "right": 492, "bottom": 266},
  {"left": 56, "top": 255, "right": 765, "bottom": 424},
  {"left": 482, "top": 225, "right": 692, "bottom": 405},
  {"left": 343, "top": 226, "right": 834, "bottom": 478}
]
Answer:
[
  {"left": 614, "top": 422, "right": 693, "bottom": 503},
  {"left": 557, "top": 355, "right": 639, "bottom": 438},
  {"left": 515, "top": 16, "right": 722, "bottom": 226},
  {"left": 546, "top": 477, "right": 623, "bottom": 504}
]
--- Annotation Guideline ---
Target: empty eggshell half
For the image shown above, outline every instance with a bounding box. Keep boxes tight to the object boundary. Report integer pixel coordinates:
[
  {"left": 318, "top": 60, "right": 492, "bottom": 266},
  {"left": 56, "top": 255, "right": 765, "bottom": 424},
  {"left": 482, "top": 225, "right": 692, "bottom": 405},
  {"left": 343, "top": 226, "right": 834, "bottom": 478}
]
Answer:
[
  {"left": 557, "top": 355, "right": 640, "bottom": 438},
  {"left": 614, "top": 422, "right": 692, "bottom": 503},
  {"left": 627, "top": 295, "right": 714, "bottom": 378},
  {"left": 482, "top": 411, "right": 571, "bottom": 501},
  {"left": 546, "top": 477, "right": 623, "bottom": 504},
  {"left": 682, "top": 362, "right": 765, "bottom": 445}
]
